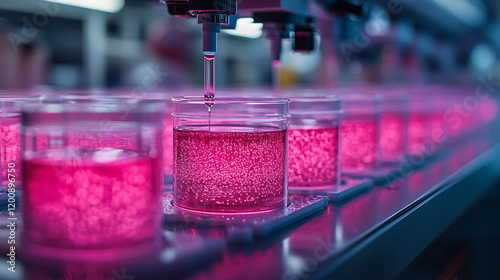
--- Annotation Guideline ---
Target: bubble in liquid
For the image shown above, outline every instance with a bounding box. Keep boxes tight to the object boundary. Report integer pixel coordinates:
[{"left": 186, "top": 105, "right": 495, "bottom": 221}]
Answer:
[
  {"left": 288, "top": 127, "right": 339, "bottom": 187},
  {"left": 341, "top": 119, "right": 378, "bottom": 171},
  {"left": 1, "top": 116, "right": 21, "bottom": 185},
  {"left": 23, "top": 151, "right": 161, "bottom": 252}
]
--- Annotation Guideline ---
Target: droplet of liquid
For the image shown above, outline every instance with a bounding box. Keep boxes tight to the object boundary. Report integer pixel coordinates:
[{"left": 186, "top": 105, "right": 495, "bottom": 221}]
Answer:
[
  {"left": 204, "top": 93, "right": 214, "bottom": 101},
  {"left": 204, "top": 93, "right": 214, "bottom": 110}
]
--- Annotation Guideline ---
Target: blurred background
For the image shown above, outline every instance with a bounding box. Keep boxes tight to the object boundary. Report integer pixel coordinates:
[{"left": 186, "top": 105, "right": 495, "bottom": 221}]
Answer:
[{"left": 0, "top": 0, "right": 498, "bottom": 91}]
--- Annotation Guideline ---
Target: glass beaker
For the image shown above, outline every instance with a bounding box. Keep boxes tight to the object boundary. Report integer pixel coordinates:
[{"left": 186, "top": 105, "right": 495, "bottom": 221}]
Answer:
[
  {"left": 21, "top": 99, "right": 164, "bottom": 261},
  {"left": 61, "top": 90, "right": 176, "bottom": 181},
  {"left": 0, "top": 94, "right": 44, "bottom": 187},
  {"left": 172, "top": 97, "right": 290, "bottom": 213},
  {"left": 408, "top": 94, "right": 432, "bottom": 156},
  {"left": 287, "top": 96, "right": 341, "bottom": 188},
  {"left": 380, "top": 93, "right": 409, "bottom": 163},
  {"left": 340, "top": 94, "right": 381, "bottom": 172}
]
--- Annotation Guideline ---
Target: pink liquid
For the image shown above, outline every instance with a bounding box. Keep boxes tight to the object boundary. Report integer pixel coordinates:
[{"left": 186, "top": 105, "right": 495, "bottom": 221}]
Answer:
[
  {"left": 173, "top": 128, "right": 287, "bottom": 213},
  {"left": 408, "top": 113, "right": 427, "bottom": 155},
  {"left": 288, "top": 127, "right": 339, "bottom": 187},
  {"left": 380, "top": 113, "right": 405, "bottom": 161},
  {"left": 341, "top": 119, "right": 378, "bottom": 171},
  {"left": 1, "top": 116, "right": 21, "bottom": 185},
  {"left": 23, "top": 150, "right": 161, "bottom": 252}
]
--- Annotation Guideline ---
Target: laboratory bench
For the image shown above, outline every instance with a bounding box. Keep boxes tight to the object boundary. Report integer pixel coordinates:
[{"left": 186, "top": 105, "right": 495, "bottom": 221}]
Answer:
[{"left": 1, "top": 139, "right": 500, "bottom": 280}]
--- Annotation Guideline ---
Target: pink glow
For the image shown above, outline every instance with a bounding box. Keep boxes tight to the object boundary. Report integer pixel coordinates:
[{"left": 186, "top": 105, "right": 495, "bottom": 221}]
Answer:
[
  {"left": 27, "top": 264, "right": 113, "bottom": 280},
  {"left": 462, "top": 144, "right": 476, "bottom": 164},
  {"left": 408, "top": 171, "right": 428, "bottom": 198},
  {"left": 408, "top": 113, "right": 427, "bottom": 155},
  {"left": 341, "top": 119, "right": 378, "bottom": 171},
  {"left": 173, "top": 129, "right": 287, "bottom": 213},
  {"left": 288, "top": 127, "right": 339, "bottom": 187},
  {"left": 23, "top": 151, "right": 160, "bottom": 253},
  {"left": 431, "top": 163, "right": 445, "bottom": 185},
  {"left": 479, "top": 99, "right": 498, "bottom": 125},
  {"left": 192, "top": 242, "right": 284, "bottom": 280},
  {"left": 380, "top": 113, "right": 405, "bottom": 161},
  {"left": 1, "top": 116, "right": 21, "bottom": 185}
]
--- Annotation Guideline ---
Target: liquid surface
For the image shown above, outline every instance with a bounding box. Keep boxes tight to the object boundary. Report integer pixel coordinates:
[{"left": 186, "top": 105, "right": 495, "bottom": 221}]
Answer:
[
  {"left": 23, "top": 150, "right": 160, "bottom": 250},
  {"left": 173, "top": 129, "right": 287, "bottom": 213},
  {"left": 288, "top": 127, "right": 339, "bottom": 187},
  {"left": 341, "top": 119, "right": 378, "bottom": 171}
]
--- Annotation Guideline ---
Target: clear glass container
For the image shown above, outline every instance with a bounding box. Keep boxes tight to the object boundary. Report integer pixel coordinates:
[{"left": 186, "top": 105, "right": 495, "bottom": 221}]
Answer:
[
  {"left": 408, "top": 94, "right": 432, "bottom": 156},
  {"left": 21, "top": 99, "right": 164, "bottom": 261},
  {"left": 61, "top": 90, "right": 176, "bottom": 182},
  {"left": 339, "top": 94, "right": 381, "bottom": 172},
  {"left": 0, "top": 94, "right": 44, "bottom": 187},
  {"left": 380, "top": 93, "right": 409, "bottom": 162},
  {"left": 287, "top": 96, "right": 341, "bottom": 188},
  {"left": 172, "top": 97, "right": 290, "bottom": 213}
]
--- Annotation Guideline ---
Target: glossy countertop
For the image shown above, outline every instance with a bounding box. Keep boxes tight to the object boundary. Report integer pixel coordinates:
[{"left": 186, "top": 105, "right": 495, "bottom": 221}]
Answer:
[{"left": 1, "top": 140, "right": 499, "bottom": 280}]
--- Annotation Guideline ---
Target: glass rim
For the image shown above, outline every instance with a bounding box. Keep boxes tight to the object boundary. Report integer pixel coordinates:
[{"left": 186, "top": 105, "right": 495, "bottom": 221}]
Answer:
[
  {"left": 171, "top": 96, "right": 291, "bottom": 105},
  {"left": 289, "top": 95, "right": 341, "bottom": 103},
  {"left": 288, "top": 96, "right": 342, "bottom": 116},
  {"left": 0, "top": 95, "right": 45, "bottom": 102},
  {"left": 338, "top": 93, "right": 382, "bottom": 101},
  {"left": 21, "top": 99, "right": 165, "bottom": 114},
  {"left": 171, "top": 113, "right": 291, "bottom": 120},
  {"left": 60, "top": 92, "right": 172, "bottom": 102},
  {"left": 61, "top": 93, "right": 132, "bottom": 100},
  {"left": 380, "top": 94, "right": 409, "bottom": 101}
]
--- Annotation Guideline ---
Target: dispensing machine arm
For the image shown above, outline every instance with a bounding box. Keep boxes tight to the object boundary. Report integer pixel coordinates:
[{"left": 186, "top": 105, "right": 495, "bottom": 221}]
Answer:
[
  {"left": 159, "top": 0, "right": 362, "bottom": 56},
  {"left": 160, "top": 0, "right": 191, "bottom": 17},
  {"left": 160, "top": 0, "right": 237, "bottom": 54},
  {"left": 316, "top": 0, "right": 363, "bottom": 16},
  {"left": 239, "top": 0, "right": 314, "bottom": 61}
]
